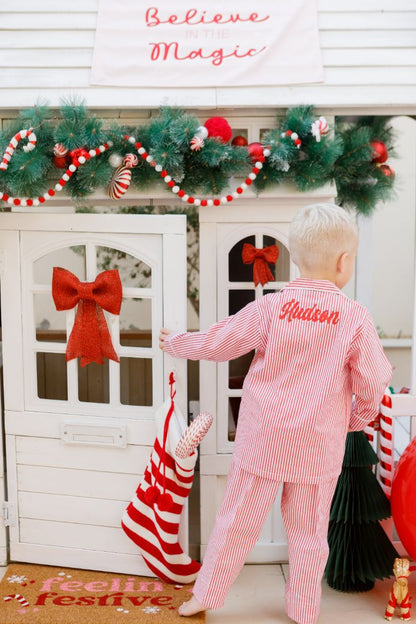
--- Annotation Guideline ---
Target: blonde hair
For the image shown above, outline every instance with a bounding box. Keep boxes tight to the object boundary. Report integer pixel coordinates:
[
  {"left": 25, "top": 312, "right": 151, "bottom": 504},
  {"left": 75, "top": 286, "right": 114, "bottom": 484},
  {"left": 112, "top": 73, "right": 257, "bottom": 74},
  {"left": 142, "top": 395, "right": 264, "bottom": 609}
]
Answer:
[{"left": 288, "top": 203, "right": 358, "bottom": 271}]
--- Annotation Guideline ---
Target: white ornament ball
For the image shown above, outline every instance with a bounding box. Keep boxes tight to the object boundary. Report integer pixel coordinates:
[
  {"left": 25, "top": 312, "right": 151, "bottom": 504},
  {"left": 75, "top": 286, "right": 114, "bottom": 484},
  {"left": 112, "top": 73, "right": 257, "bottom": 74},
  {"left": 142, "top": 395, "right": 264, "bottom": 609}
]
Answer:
[
  {"left": 109, "top": 153, "right": 124, "bottom": 168},
  {"left": 196, "top": 126, "right": 209, "bottom": 140}
]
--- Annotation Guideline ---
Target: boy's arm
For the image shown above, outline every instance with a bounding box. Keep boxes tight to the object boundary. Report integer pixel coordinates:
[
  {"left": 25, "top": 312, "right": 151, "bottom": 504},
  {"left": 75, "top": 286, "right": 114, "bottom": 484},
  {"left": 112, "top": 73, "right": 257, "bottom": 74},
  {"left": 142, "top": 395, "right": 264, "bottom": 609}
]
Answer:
[
  {"left": 161, "top": 299, "right": 265, "bottom": 362},
  {"left": 348, "top": 312, "right": 392, "bottom": 431}
]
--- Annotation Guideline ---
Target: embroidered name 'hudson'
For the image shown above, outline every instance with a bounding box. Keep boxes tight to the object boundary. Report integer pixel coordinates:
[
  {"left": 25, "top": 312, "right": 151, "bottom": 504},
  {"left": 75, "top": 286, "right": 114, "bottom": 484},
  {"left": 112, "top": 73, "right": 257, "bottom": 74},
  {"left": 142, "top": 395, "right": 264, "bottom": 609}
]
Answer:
[{"left": 279, "top": 299, "right": 340, "bottom": 325}]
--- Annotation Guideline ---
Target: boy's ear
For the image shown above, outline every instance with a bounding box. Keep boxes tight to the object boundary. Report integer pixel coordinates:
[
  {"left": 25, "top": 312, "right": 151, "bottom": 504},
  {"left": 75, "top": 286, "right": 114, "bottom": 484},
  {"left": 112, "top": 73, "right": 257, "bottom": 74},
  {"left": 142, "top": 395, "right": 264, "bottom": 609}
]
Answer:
[{"left": 337, "top": 251, "right": 348, "bottom": 273}]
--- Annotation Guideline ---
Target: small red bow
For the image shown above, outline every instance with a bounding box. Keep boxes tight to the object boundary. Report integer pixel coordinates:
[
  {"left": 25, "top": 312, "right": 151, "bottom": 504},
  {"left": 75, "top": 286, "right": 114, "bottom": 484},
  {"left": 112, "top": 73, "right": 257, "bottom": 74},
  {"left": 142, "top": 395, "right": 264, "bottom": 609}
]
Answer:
[
  {"left": 241, "top": 243, "right": 279, "bottom": 286},
  {"left": 52, "top": 267, "right": 122, "bottom": 367}
]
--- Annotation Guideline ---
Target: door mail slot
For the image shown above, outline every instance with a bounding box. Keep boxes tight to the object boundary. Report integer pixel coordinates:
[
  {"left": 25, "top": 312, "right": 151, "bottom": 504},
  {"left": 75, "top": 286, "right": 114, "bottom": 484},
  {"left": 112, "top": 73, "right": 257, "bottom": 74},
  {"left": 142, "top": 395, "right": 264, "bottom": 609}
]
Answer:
[{"left": 61, "top": 422, "right": 127, "bottom": 448}]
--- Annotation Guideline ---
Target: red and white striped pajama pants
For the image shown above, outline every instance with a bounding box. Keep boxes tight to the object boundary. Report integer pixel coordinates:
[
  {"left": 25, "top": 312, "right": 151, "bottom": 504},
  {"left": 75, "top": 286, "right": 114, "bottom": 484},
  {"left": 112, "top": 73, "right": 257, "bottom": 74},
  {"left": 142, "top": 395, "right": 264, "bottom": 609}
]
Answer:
[{"left": 193, "top": 462, "right": 337, "bottom": 624}]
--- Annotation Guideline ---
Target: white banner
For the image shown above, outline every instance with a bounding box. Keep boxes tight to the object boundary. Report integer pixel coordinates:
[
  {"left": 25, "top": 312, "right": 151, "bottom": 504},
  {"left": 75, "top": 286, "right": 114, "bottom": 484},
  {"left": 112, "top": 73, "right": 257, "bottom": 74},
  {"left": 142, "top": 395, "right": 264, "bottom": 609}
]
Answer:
[{"left": 90, "top": 0, "right": 323, "bottom": 88}]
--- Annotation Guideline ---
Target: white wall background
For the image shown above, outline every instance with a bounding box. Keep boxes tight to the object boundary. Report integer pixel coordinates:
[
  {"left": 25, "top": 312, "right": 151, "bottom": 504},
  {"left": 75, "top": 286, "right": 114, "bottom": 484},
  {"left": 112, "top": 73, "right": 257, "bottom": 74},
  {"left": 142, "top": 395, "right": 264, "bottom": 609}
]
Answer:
[
  {"left": 0, "top": 0, "right": 416, "bottom": 111},
  {"left": 368, "top": 116, "right": 416, "bottom": 389}
]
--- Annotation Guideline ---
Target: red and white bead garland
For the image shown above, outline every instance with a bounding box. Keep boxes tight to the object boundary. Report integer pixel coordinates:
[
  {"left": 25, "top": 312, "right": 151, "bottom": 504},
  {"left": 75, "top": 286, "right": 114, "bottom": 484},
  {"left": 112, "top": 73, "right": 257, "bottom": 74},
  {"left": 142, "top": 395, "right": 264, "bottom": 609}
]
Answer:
[
  {"left": 122, "top": 133, "right": 270, "bottom": 206},
  {"left": 0, "top": 131, "right": 270, "bottom": 207},
  {"left": 0, "top": 141, "right": 112, "bottom": 207}
]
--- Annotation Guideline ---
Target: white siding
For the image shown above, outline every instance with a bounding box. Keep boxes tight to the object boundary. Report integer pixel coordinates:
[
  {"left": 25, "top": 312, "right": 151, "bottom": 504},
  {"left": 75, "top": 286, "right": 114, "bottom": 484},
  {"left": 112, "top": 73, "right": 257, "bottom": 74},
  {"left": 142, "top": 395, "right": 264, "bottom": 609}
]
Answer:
[{"left": 0, "top": 0, "right": 415, "bottom": 111}]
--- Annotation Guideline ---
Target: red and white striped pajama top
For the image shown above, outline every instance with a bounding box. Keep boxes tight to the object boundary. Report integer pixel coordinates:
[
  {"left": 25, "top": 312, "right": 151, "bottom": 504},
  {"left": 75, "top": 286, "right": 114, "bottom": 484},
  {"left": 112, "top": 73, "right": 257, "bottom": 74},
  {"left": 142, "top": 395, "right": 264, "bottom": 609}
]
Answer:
[{"left": 164, "top": 278, "right": 392, "bottom": 484}]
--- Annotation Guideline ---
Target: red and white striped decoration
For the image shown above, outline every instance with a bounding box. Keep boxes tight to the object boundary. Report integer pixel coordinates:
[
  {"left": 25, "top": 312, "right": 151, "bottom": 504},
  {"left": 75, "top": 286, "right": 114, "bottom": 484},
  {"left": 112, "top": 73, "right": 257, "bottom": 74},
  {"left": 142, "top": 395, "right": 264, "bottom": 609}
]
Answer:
[
  {"left": 108, "top": 165, "right": 132, "bottom": 200},
  {"left": 0, "top": 142, "right": 112, "bottom": 207},
  {"left": 121, "top": 375, "right": 209, "bottom": 584},
  {"left": 4, "top": 594, "right": 29, "bottom": 608},
  {"left": 123, "top": 153, "right": 139, "bottom": 168},
  {"left": 0, "top": 128, "right": 37, "bottom": 171},
  {"left": 175, "top": 411, "right": 213, "bottom": 459},
  {"left": 378, "top": 391, "right": 394, "bottom": 498},
  {"left": 0, "top": 130, "right": 269, "bottom": 208},
  {"left": 53, "top": 143, "right": 68, "bottom": 158},
  {"left": 311, "top": 117, "right": 329, "bottom": 142}
]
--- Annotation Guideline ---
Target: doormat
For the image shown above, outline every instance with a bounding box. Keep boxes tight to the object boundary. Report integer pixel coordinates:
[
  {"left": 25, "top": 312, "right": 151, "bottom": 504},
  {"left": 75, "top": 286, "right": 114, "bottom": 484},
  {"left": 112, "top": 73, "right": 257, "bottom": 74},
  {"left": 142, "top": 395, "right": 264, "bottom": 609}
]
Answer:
[{"left": 0, "top": 563, "right": 205, "bottom": 623}]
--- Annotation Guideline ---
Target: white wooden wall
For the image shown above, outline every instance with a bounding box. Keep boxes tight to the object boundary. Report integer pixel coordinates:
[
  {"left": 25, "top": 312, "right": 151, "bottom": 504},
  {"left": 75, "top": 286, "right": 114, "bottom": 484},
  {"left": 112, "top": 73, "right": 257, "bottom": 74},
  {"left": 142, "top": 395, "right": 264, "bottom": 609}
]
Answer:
[{"left": 0, "top": 0, "right": 416, "bottom": 112}]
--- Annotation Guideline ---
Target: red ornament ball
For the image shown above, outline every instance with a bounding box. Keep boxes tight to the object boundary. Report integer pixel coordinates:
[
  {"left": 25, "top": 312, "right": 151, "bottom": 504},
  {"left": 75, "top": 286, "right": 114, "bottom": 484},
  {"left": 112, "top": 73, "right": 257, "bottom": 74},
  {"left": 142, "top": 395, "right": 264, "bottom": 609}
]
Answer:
[
  {"left": 247, "top": 142, "right": 265, "bottom": 163},
  {"left": 391, "top": 436, "right": 416, "bottom": 561},
  {"left": 204, "top": 116, "right": 233, "bottom": 143},
  {"left": 53, "top": 155, "right": 68, "bottom": 169},
  {"left": 370, "top": 140, "right": 388, "bottom": 164},
  {"left": 231, "top": 135, "right": 248, "bottom": 147},
  {"left": 380, "top": 164, "right": 395, "bottom": 177}
]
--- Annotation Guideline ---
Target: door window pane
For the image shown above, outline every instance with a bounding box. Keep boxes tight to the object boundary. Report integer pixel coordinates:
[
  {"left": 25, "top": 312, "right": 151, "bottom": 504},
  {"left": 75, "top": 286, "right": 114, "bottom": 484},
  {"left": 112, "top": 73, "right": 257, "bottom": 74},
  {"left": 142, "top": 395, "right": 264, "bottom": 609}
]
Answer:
[
  {"left": 263, "top": 235, "right": 290, "bottom": 282},
  {"left": 120, "top": 357, "right": 152, "bottom": 406},
  {"left": 78, "top": 360, "right": 110, "bottom": 404},
  {"left": 33, "top": 246, "right": 86, "bottom": 284},
  {"left": 96, "top": 246, "right": 152, "bottom": 288},
  {"left": 228, "top": 236, "right": 255, "bottom": 282},
  {"left": 229, "top": 290, "right": 255, "bottom": 316},
  {"left": 34, "top": 293, "right": 66, "bottom": 342},
  {"left": 37, "top": 353, "right": 68, "bottom": 400},
  {"left": 119, "top": 298, "right": 152, "bottom": 348}
]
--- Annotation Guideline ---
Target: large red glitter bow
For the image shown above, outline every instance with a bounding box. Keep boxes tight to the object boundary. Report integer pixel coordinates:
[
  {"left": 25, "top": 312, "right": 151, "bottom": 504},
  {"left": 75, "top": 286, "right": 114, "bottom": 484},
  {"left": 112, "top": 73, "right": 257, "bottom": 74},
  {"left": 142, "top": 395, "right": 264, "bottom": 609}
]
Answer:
[
  {"left": 241, "top": 243, "right": 279, "bottom": 286},
  {"left": 52, "top": 267, "right": 122, "bottom": 367}
]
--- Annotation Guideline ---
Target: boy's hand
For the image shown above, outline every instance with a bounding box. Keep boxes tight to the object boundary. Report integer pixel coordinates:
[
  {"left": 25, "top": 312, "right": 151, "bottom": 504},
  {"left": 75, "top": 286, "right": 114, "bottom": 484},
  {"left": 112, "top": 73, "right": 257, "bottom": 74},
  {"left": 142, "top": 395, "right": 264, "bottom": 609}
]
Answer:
[{"left": 159, "top": 327, "right": 172, "bottom": 350}]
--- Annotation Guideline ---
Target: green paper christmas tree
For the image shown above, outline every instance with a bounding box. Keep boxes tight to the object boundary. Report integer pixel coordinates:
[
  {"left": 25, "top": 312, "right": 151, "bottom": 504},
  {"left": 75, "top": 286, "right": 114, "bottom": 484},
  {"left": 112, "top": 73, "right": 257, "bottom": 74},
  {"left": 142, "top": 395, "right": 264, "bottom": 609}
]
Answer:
[{"left": 325, "top": 431, "right": 398, "bottom": 592}]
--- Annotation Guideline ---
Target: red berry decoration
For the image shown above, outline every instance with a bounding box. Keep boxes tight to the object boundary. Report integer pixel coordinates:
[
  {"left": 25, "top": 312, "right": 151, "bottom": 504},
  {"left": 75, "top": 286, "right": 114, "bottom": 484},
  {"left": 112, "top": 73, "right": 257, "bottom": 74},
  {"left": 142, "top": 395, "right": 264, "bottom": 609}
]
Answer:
[
  {"left": 370, "top": 140, "right": 388, "bottom": 164},
  {"left": 204, "top": 116, "right": 233, "bottom": 143},
  {"left": 380, "top": 164, "right": 395, "bottom": 177},
  {"left": 247, "top": 142, "right": 265, "bottom": 163},
  {"left": 231, "top": 135, "right": 248, "bottom": 147}
]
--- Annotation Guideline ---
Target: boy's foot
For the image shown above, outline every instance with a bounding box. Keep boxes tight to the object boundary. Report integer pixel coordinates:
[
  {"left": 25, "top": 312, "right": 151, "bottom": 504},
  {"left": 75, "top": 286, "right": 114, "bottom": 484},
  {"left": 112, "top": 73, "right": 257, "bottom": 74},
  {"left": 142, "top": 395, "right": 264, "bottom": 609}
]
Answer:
[{"left": 178, "top": 596, "right": 207, "bottom": 617}]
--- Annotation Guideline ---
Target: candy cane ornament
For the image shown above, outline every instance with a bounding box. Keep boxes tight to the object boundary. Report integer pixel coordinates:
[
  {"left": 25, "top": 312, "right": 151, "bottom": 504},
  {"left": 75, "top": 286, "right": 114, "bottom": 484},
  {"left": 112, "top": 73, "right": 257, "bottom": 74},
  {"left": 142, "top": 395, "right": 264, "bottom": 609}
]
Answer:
[
  {"left": 4, "top": 594, "right": 30, "bottom": 608},
  {"left": 0, "top": 129, "right": 271, "bottom": 207},
  {"left": 378, "top": 391, "right": 394, "bottom": 498},
  {"left": 0, "top": 128, "right": 37, "bottom": 171}
]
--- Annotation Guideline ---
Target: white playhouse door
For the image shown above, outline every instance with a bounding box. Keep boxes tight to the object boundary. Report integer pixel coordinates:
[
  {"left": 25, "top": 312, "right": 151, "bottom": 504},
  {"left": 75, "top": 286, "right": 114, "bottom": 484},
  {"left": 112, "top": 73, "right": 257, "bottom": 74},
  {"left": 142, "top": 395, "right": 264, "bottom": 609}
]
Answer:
[{"left": 0, "top": 213, "right": 187, "bottom": 574}]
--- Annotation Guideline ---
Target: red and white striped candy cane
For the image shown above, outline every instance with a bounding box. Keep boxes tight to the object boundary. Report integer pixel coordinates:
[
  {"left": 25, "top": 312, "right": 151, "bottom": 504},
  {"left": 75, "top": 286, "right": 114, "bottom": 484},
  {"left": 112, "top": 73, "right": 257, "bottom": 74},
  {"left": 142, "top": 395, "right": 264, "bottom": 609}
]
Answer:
[
  {"left": 0, "top": 128, "right": 37, "bottom": 171},
  {"left": 378, "top": 390, "right": 394, "bottom": 498},
  {"left": 3, "top": 593, "right": 30, "bottom": 607},
  {"left": 364, "top": 419, "right": 376, "bottom": 446}
]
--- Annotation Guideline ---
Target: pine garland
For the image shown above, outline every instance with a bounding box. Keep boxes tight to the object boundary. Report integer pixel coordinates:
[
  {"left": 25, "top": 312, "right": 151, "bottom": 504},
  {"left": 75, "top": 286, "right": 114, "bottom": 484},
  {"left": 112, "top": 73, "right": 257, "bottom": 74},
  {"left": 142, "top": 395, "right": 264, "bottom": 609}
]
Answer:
[{"left": 0, "top": 99, "right": 396, "bottom": 215}]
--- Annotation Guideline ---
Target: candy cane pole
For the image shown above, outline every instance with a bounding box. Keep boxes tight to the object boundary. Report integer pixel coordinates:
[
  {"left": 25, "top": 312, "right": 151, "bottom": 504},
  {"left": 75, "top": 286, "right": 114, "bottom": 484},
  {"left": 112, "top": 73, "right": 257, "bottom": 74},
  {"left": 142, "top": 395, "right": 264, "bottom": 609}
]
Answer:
[
  {"left": 378, "top": 391, "right": 394, "bottom": 498},
  {"left": 3, "top": 593, "right": 30, "bottom": 607},
  {"left": 364, "top": 419, "right": 376, "bottom": 447},
  {"left": 0, "top": 128, "right": 37, "bottom": 171}
]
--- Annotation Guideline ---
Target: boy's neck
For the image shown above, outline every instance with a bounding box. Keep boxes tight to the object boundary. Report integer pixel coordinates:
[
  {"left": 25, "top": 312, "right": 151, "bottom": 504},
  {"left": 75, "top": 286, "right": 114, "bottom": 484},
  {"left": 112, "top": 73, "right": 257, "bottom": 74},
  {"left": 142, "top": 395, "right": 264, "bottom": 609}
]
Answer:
[{"left": 298, "top": 270, "right": 337, "bottom": 284}]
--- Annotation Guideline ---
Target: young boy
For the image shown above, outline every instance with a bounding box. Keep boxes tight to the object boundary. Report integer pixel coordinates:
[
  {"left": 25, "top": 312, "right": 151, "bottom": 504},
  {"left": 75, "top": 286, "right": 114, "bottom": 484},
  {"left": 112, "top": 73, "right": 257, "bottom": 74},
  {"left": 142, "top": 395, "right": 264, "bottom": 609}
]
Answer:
[{"left": 159, "top": 203, "right": 392, "bottom": 624}]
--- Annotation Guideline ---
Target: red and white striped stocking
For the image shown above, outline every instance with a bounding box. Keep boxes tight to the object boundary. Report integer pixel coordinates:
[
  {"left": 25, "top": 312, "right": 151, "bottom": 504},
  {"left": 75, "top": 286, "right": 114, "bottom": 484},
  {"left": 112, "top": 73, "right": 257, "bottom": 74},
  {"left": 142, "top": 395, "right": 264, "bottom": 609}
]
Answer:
[{"left": 121, "top": 374, "right": 212, "bottom": 584}]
